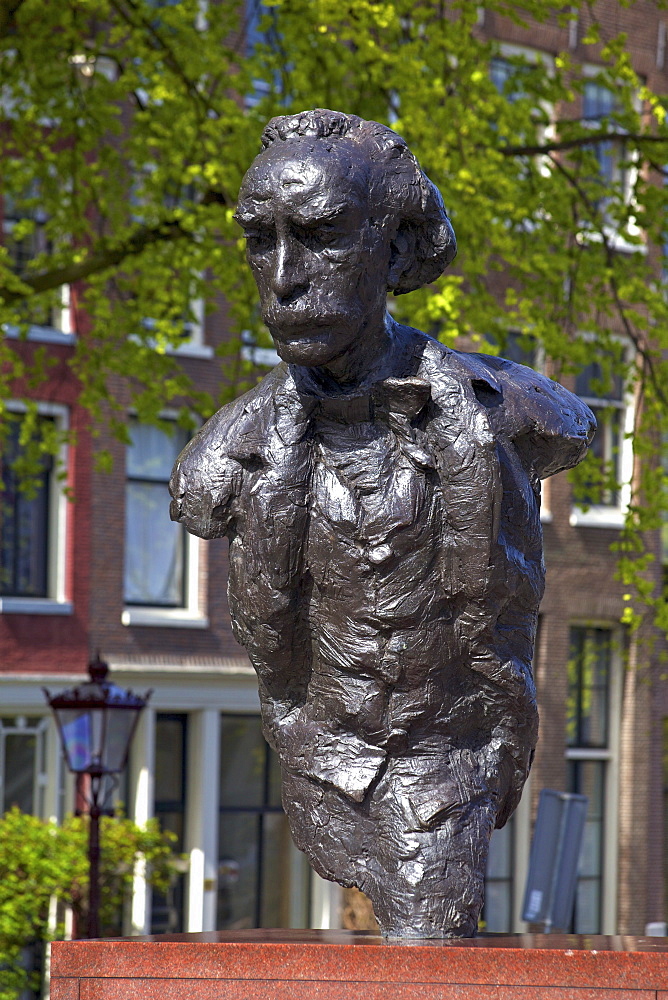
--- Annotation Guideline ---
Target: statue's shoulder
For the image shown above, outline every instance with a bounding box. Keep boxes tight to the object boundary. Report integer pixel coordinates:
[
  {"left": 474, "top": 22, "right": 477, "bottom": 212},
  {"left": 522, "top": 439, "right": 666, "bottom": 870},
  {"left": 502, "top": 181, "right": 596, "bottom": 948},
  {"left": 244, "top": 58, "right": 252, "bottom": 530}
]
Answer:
[
  {"left": 414, "top": 334, "right": 596, "bottom": 479},
  {"left": 191, "top": 362, "right": 290, "bottom": 451}
]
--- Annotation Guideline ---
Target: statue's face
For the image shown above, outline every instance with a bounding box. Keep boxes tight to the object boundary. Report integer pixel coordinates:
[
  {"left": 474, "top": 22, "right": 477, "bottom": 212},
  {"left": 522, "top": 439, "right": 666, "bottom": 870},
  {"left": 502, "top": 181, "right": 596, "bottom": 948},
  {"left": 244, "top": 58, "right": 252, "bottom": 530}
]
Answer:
[{"left": 235, "top": 140, "right": 392, "bottom": 368}]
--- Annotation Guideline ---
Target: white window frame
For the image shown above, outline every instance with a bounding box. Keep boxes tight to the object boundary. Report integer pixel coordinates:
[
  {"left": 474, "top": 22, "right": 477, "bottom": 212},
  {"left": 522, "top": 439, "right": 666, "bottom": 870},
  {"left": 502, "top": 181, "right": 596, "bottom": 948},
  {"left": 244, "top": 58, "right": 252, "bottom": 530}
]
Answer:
[
  {"left": 240, "top": 328, "right": 281, "bottom": 368},
  {"left": 577, "top": 65, "right": 644, "bottom": 254},
  {"left": 0, "top": 401, "right": 71, "bottom": 616},
  {"left": 491, "top": 42, "right": 555, "bottom": 146},
  {"left": 565, "top": 621, "right": 622, "bottom": 935},
  {"left": 0, "top": 713, "right": 50, "bottom": 816},
  {"left": 121, "top": 413, "right": 208, "bottom": 629},
  {"left": 570, "top": 339, "right": 634, "bottom": 529},
  {"left": 1, "top": 198, "right": 75, "bottom": 344}
]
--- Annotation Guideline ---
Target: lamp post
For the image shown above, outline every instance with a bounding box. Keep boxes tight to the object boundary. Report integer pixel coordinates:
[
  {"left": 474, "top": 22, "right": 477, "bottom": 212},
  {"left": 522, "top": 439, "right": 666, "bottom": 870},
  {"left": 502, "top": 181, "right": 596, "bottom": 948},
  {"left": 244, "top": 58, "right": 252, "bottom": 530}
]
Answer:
[{"left": 44, "top": 655, "right": 151, "bottom": 938}]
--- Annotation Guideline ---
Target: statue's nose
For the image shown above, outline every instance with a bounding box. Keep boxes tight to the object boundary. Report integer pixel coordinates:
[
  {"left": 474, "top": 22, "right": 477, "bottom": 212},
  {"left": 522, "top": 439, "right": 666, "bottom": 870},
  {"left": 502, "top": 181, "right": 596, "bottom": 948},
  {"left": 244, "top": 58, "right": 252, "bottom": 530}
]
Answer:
[{"left": 271, "top": 235, "right": 308, "bottom": 303}]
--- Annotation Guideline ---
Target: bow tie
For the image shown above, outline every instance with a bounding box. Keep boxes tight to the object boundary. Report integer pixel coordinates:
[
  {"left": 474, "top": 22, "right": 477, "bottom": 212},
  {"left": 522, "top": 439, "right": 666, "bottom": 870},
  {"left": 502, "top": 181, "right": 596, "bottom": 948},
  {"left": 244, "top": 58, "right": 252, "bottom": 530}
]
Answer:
[{"left": 311, "top": 376, "right": 431, "bottom": 425}]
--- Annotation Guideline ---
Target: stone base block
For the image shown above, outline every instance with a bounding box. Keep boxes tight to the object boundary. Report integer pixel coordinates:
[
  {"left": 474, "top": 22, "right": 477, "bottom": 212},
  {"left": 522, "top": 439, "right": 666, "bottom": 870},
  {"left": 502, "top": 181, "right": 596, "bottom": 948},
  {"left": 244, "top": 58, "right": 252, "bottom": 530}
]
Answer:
[{"left": 50, "top": 929, "right": 668, "bottom": 999}]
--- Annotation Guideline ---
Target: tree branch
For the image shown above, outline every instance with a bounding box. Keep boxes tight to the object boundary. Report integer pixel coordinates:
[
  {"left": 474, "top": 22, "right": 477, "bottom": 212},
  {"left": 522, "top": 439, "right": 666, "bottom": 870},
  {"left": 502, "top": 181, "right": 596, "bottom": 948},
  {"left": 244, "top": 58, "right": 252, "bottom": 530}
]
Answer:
[
  {"left": 546, "top": 151, "right": 668, "bottom": 409},
  {"left": 108, "top": 0, "right": 217, "bottom": 118},
  {"left": 500, "top": 130, "right": 668, "bottom": 157},
  {"left": 1, "top": 220, "right": 190, "bottom": 304},
  {"left": 0, "top": 0, "right": 28, "bottom": 37}
]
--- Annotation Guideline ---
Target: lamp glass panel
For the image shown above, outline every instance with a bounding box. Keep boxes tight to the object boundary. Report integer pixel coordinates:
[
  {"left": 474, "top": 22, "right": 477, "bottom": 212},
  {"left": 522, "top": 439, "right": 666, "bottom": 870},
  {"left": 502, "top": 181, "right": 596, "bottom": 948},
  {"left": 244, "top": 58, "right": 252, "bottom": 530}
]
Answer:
[
  {"left": 58, "top": 708, "right": 94, "bottom": 771},
  {"left": 102, "top": 708, "right": 139, "bottom": 772}
]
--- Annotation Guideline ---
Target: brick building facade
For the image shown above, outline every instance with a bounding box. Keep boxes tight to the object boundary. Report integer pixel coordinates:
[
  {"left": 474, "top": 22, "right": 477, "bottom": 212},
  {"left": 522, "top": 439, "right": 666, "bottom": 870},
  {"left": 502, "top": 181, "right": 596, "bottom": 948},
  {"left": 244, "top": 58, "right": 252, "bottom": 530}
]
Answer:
[{"left": 1, "top": 0, "right": 667, "bottom": 941}]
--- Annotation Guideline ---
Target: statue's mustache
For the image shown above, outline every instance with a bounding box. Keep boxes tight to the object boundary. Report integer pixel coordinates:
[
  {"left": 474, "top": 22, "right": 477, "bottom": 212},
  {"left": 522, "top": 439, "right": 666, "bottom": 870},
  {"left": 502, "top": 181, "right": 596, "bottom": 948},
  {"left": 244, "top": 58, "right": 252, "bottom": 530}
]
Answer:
[{"left": 263, "top": 302, "right": 359, "bottom": 331}]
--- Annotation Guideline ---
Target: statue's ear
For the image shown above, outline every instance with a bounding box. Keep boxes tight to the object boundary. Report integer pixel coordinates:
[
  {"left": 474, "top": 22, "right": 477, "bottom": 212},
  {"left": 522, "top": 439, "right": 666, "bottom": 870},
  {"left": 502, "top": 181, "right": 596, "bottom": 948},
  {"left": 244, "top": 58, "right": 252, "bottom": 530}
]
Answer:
[{"left": 387, "top": 223, "right": 416, "bottom": 290}]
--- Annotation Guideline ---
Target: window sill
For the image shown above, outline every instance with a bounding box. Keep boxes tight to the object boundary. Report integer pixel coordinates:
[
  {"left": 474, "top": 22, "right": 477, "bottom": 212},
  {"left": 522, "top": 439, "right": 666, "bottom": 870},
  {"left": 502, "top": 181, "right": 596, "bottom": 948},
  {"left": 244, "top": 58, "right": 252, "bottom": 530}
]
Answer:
[
  {"left": 122, "top": 607, "right": 209, "bottom": 629},
  {"left": 575, "top": 227, "right": 646, "bottom": 256},
  {"left": 165, "top": 342, "right": 214, "bottom": 360},
  {"left": 240, "top": 344, "right": 281, "bottom": 367},
  {"left": 129, "top": 332, "right": 214, "bottom": 360},
  {"left": 3, "top": 323, "right": 76, "bottom": 345},
  {"left": 540, "top": 508, "right": 553, "bottom": 524},
  {"left": 0, "top": 597, "right": 73, "bottom": 615},
  {"left": 570, "top": 506, "right": 625, "bottom": 529}
]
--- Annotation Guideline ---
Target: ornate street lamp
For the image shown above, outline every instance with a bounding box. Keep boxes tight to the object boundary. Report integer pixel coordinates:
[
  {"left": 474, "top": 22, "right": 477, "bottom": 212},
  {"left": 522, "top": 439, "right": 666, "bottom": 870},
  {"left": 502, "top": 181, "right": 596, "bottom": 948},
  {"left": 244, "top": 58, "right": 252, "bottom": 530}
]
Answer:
[{"left": 44, "top": 654, "right": 151, "bottom": 938}]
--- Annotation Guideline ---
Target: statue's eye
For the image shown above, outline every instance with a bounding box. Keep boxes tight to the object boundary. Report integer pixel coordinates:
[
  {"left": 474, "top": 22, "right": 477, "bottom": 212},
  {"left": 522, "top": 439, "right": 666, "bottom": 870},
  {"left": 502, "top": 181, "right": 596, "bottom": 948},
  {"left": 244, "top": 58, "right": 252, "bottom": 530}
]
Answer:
[
  {"left": 243, "top": 228, "right": 275, "bottom": 253},
  {"left": 294, "top": 224, "right": 344, "bottom": 251}
]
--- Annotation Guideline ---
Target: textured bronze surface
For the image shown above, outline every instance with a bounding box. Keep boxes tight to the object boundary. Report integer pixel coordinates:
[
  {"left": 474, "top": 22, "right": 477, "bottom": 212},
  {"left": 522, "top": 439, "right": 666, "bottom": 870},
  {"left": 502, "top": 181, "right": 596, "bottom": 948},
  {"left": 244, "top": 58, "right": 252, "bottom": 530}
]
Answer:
[{"left": 170, "top": 110, "right": 595, "bottom": 937}]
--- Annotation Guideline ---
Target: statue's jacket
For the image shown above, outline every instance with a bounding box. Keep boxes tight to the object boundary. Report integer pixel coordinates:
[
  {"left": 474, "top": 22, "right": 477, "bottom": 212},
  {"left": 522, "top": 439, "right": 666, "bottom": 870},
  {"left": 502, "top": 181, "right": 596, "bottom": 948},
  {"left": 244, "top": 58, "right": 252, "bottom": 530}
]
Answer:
[{"left": 170, "top": 325, "right": 595, "bottom": 834}]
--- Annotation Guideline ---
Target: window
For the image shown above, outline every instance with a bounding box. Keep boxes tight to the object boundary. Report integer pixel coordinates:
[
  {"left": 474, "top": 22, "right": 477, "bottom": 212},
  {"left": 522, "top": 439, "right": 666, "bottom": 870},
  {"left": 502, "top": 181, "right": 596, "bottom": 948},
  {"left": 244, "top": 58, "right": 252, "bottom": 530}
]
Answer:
[
  {"left": 570, "top": 352, "right": 633, "bottom": 526},
  {"left": 490, "top": 56, "right": 527, "bottom": 100},
  {"left": 245, "top": 0, "right": 282, "bottom": 108},
  {"left": 583, "top": 81, "right": 625, "bottom": 194},
  {"left": 566, "top": 625, "right": 620, "bottom": 933},
  {"left": 0, "top": 715, "right": 49, "bottom": 815},
  {"left": 151, "top": 713, "right": 188, "bottom": 934},
  {"left": 489, "top": 46, "right": 555, "bottom": 205},
  {"left": 0, "top": 406, "right": 70, "bottom": 614},
  {"left": 122, "top": 419, "right": 207, "bottom": 627},
  {"left": 483, "top": 816, "right": 515, "bottom": 932},
  {"left": 240, "top": 328, "right": 280, "bottom": 368},
  {"left": 217, "top": 715, "right": 310, "bottom": 930},
  {"left": 129, "top": 170, "right": 211, "bottom": 359},
  {"left": 1, "top": 190, "right": 73, "bottom": 340},
  {"left": 578, "top": 73, "right": 641, "bottom": 246},
  {"left": 582, "top": 80, "right": 633, "bottom": 221}
]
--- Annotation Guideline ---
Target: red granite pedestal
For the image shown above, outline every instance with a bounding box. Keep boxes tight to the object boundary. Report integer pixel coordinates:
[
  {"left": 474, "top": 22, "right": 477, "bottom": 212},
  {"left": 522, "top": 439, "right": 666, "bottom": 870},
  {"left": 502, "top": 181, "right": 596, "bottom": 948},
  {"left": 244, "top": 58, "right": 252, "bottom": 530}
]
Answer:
[{"left": 50, "top": 929, "right": 668, "bottom": 999}]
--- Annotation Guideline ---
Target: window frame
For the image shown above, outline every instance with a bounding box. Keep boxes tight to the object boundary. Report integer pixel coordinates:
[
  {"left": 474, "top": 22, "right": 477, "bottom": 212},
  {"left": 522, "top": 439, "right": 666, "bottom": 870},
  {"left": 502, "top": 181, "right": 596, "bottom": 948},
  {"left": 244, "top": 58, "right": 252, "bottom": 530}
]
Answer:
[
  {"left": 121, "top": 414, "right": 207, "bottom": 629},
  {"left": 576, "top": 65, "right": 644, "bottom": 253},
  {"left": 0, "top": 402, "right": 71, "bottom": 616},
  {"left": 490, "top": 42, "right": 556, "bottom": 175},
  {"left": 1, "top": 194, "right": 75, "bottom": 344},
  {"left": 570, "top": 338, "right": 634, "bottom": 529},
  {"left": 565, "top": 622, "right": 623, "bottom": 934},
  {"left": 0, "top": 713, "right": 50, "bottom": 816}
]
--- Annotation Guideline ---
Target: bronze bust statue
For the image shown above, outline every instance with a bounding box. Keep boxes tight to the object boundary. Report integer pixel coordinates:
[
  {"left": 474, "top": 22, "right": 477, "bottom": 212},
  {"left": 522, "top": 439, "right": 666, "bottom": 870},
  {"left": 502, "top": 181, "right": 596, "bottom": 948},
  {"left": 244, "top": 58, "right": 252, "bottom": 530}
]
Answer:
[{"left": 170, "top": 109, "right": 595, "bottom": 937}]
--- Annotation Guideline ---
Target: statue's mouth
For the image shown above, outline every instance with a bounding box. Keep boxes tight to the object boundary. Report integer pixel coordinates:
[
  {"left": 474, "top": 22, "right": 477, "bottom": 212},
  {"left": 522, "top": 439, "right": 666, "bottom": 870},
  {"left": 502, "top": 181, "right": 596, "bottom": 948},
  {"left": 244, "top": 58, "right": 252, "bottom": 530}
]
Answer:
[{"left": 266, "top": 312, "right": 345, "bottom": 341}]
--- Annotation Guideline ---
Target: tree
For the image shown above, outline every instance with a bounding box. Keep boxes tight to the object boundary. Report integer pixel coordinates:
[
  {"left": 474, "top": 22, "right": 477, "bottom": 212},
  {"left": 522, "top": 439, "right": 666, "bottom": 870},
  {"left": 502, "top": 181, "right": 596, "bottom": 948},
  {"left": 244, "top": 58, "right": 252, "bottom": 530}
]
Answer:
[
  {"left": 0, "top": 807, "right": 177, "bottom": 1000},
  {"left": 2, "top": 0, "right": 668, "bottom": 623}
]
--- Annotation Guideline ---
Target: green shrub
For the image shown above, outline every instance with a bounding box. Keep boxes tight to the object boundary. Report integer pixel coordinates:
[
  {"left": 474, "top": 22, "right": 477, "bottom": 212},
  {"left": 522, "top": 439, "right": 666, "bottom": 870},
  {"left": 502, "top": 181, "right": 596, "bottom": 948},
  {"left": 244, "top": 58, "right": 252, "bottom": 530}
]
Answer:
[{"left": 0, "top": 807, "right": 178, "bottom": 1000}]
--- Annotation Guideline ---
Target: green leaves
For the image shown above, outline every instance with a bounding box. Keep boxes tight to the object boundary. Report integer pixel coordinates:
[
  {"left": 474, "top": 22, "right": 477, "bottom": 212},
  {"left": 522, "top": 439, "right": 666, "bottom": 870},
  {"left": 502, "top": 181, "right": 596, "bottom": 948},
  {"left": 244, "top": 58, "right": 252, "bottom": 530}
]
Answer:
[
  {"left": 2, "top": 0, "right": 668, "bottom": 627},
  {"left": 0, "top": 807, "right": 178, "bottom": 1000}
]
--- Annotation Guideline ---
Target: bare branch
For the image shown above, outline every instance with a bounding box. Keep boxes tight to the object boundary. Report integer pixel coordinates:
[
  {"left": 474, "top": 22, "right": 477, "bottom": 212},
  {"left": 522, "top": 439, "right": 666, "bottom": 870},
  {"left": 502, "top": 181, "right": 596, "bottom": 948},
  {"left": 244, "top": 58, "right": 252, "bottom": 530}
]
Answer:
[
  {"left": 108, "top": 0, "right": 217, "bottom": 118},
  {"left": 500, "top": 131, "right": 668, "bottom": 158},
  {"left": 1, "top": 221, "right": 190, "bottom": 305},
  {"left": 546, "top": 151, "right": 668, "bottom": 409}
]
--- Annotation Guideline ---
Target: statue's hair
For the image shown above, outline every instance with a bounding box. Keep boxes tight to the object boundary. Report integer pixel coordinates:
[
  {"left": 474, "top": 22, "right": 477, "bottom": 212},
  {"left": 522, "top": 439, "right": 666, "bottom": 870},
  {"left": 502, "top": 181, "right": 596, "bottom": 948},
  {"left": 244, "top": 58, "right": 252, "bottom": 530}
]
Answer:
[{"left": 258, "top": 109, "right": 456, "bottom": 295}]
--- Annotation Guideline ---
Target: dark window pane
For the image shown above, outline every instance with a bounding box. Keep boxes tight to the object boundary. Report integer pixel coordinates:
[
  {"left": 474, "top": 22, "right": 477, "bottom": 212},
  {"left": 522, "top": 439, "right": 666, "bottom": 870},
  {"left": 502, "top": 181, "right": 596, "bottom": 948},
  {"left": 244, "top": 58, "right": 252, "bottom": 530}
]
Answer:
[
  {"left": 155, "top": 719, "right": 185, "bottom": 810},
  {"left": 4, "top": 732, "right": 36, "bottom": 813},
  {"left": 219, "top": 716, "right": 267, "bottom": 809},
  {"left": 261, "top": 811, "right": 303, "bottom": 926},
  {"left": 151, "top": 713, "right": 188, "bottom": 935},
  {"left": 0, "top": 419, "right": 52, "bottom": 597},
  {"left": 567, "top": 628, "right": 611, "bottom": 748},
  {"left": 482, "top": 816, "right": 514, "bottom": 933},
  {"left": 583, "top": 82, "right": 616, "bottom": 120},
  {"left": 125, "top": 422, "right": 188, "bottom": 607},
  {"left": 568, "top": 759, "right": 605, "bottom": 933},
  {"left": 218, "top": 714, "right": 310, "bottom": 931},
  {"left": 218, "top": 812, "right": 260, "bottom": 930},
  {"left": 575, "top": 361, "right": 624, "bottom": 402}
]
